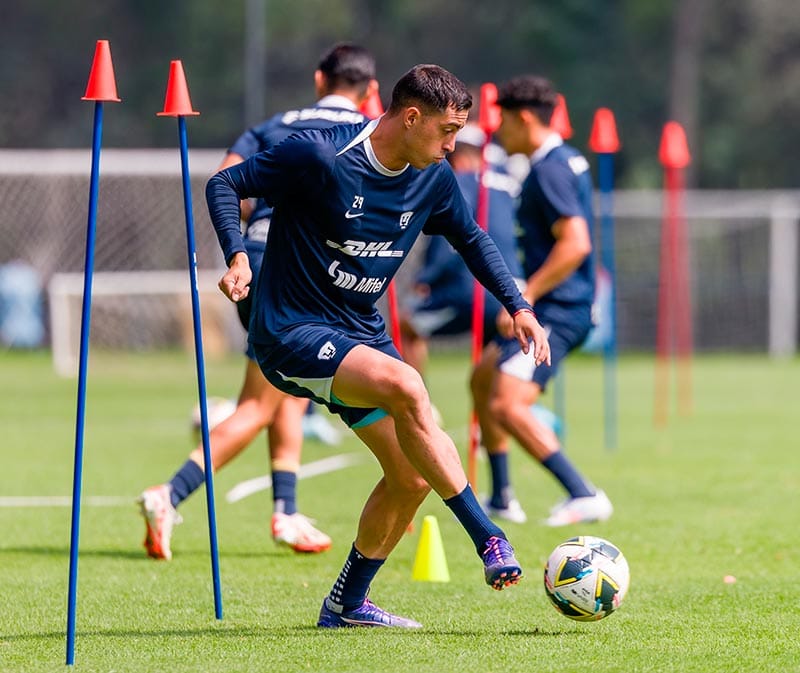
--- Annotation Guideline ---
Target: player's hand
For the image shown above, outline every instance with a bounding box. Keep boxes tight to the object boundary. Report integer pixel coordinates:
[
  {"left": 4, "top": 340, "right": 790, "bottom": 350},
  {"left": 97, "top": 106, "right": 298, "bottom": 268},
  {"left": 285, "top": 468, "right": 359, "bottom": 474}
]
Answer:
[
  {"left": 219, "top": 252, "right": 251, "bottom": 302},
  {"left": 512, "top": 309, "right": 551, "bottom": 366}
]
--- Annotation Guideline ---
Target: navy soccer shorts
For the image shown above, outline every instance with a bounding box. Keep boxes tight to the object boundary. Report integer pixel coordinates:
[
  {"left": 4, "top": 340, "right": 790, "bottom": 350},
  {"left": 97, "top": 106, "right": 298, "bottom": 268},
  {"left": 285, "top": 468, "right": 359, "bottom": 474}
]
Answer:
[
  {"left": 493, "top": 301, "right": 593, "bottom": 391},
  {"left": 252, "top": 326, "right": 401, "bottom": 428}
]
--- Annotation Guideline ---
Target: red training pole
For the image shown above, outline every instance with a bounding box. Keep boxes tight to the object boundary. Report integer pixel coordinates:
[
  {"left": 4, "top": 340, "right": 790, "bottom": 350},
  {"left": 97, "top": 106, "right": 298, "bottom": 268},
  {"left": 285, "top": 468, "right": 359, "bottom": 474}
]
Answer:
[
  {"left": 655, "top": 121, "right": 692, "bottom": 425},
  {"left": 467, "top": 83, "right": 501, "bottom": 491}
]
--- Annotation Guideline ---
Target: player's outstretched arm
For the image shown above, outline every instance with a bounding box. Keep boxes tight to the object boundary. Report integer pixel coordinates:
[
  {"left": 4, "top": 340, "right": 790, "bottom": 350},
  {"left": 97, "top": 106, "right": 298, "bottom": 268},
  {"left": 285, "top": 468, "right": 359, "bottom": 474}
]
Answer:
[
  {"left": 512, "top": 308, "right": 551, "bottom": 366},
  {"left": 219, "top": 251, "right": 252, "bottom": 303}
]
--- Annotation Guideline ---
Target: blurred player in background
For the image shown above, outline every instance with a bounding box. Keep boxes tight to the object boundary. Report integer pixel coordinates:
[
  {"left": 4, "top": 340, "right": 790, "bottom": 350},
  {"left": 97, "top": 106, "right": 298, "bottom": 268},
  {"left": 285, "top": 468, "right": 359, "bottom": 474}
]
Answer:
[
  {"left": 207, "top": 64, "right": 550, "bottom": 628},
  {"left": 471, "top": 75, "right": 613, "bottom": 527},
  {"left": 399, "top": 123, "right": 523, "bottom": 379},
  {"left": 137, "top": 43, "right": 379, "bottom": 560}
]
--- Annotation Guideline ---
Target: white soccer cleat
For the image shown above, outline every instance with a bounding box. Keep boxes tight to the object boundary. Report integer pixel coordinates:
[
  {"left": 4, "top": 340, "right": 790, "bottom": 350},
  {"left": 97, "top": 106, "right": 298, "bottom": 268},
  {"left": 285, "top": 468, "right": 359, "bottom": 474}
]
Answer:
[
  {"left": 137, "top": 484, "right": 182, "bottom": 560},
  {"left": 302, "top": 413, "right": 342, "bottom": 446},
  {"left": 483, "top": 497, "right": 528, "bottom": 524},
  {"left": 271, "top": 512, "right": 332, "bottom": 553},
  {"left": 544, "top": 490, "right": 613, "bottom": 527}
]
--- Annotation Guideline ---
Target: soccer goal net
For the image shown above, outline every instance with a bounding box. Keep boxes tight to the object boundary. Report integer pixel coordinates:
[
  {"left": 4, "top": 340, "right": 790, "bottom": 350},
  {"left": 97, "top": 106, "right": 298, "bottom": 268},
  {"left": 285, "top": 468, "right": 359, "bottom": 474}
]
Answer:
[{"left": 0, "top": 149, "right": 244, "bottom": 375}]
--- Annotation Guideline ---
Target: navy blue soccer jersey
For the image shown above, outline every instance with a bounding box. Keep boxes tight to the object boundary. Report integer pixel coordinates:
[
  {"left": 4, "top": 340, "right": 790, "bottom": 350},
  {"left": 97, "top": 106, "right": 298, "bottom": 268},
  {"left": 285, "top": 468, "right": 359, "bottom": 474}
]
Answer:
[
  {"left": 516, "top": 135, "right": 596, "bottom": 306},
  {"left": 227, "top": 95, "right": 368, "bottom": 234},
  {"left": 206, "top": 120, "right": 530, "bottom": 344}
]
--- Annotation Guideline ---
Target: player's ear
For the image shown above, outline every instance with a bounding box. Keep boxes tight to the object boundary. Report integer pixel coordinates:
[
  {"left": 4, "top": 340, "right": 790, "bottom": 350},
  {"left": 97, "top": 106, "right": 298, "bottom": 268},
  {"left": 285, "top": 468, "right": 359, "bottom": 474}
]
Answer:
[{"left": 404, "top": 106, "right": 421, "bottom": 129}]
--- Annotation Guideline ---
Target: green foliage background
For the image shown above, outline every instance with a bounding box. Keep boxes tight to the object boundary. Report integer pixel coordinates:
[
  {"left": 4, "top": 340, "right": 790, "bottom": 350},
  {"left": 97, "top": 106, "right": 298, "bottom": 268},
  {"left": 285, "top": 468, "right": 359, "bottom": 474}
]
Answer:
[{"left": 2, "top": 0, "right": 799, "bottom": 188}]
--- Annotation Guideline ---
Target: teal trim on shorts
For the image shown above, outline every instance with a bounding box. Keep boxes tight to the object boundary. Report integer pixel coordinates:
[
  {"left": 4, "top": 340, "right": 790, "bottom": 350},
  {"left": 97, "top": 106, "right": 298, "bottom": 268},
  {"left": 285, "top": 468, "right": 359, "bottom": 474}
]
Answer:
[{"left": 351, "top": 408, "right": 388, "bottom": 428}]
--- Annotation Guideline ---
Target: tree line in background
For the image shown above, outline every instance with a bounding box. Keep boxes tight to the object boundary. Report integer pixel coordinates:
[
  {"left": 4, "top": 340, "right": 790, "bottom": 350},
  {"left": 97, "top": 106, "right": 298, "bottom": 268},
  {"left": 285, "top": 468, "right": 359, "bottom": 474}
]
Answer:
[{"left": 1, "top": 0, "right": 798, "bottom": 188}]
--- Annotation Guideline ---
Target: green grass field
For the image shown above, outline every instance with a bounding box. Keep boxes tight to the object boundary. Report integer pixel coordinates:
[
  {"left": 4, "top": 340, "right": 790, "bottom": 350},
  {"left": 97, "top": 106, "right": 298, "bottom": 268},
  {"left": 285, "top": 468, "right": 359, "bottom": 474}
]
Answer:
[{"left": 2, "top": 349, "right": 799, "bottom": 672}]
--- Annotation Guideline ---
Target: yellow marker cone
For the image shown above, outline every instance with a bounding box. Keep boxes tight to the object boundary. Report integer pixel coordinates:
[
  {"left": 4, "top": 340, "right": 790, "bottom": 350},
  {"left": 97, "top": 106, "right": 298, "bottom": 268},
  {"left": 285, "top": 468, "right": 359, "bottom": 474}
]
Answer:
[{"left": 412, "top": 515, "right": 450, "bottom": 582}]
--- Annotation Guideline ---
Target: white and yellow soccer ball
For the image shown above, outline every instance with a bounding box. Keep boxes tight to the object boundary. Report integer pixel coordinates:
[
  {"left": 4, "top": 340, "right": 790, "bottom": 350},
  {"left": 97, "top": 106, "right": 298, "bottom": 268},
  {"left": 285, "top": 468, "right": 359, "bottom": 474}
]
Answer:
[
  {"left": 543, "top": 535, "right": 630, "bottom": 621},
  {"left": 190, "top": 396, "right": 237, "bottom": 442}
]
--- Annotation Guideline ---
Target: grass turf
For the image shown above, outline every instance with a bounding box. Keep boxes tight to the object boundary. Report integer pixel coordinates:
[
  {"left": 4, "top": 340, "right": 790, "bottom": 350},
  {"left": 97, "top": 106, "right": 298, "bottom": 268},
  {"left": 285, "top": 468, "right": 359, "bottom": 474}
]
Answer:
[{"left": 1, "top": 349, "right": 798, "bottom": 672}]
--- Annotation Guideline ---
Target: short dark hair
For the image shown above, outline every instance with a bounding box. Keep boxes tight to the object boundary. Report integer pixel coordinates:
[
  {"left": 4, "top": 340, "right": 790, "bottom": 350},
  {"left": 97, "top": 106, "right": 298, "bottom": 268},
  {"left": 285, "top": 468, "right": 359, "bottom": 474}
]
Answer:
[
  {"left": 317, "top": 43, "right": 376, "bottom": 89},
  {"left": 496, "top": 75, "right": 557, "bottom": 125},
  {"left": 388, "top": 64, "right": 473, "bottom": 115}
]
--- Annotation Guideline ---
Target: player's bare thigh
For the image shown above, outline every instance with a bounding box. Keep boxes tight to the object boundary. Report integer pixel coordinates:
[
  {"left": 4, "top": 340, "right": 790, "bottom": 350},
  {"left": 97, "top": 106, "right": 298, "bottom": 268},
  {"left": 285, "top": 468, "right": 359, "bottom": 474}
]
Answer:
[{"left": 331, "top": 343, "right": 430, "bottom": 414}]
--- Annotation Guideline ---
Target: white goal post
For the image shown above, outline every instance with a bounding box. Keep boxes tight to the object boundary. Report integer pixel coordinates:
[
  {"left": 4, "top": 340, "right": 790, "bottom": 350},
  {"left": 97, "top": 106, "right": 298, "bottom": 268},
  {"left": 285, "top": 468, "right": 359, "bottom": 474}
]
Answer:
[{"left": 48, "top": 270, "right": 234, "bottom": 376}]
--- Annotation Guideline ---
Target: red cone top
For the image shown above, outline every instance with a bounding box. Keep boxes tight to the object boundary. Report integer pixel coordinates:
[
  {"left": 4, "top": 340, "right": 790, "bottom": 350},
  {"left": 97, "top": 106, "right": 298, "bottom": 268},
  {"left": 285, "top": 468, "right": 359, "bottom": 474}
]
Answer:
[
  {"left": 359, "top": 89, "right": 384, "bottom": 119},
  {"left": 659, "top": 121, "right": 691, "bottom": 168},
  {"left": 478, "top": 83, "right": 501, "bottom": 134},
  {"left": 157, "top": 60, "right": 199, "bottom": 117},
  {"left": 551, "top": 94, "right": 573, "bottom": 139},
  {"left": 82, "top": 40, "right": 121, "bottom": 102},
  {"left": 589, "top": 108, "right": 620, "bottom": 153}
]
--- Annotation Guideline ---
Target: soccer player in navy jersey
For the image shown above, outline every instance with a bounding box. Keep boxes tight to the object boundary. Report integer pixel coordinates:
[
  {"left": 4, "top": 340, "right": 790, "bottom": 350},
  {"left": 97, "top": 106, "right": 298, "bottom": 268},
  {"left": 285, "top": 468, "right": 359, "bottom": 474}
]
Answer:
[
  {"left": 399, "top": 123, "right": 524, "bottom": 378},
  {"left": 206, "top": 64, "right": 550, "bottom": 628},
  {"left": 471, "top": 75, "right": 613, "bottom": 528},
  {"left": 138, "top": 43, "right": 378, "bottom": 560}
]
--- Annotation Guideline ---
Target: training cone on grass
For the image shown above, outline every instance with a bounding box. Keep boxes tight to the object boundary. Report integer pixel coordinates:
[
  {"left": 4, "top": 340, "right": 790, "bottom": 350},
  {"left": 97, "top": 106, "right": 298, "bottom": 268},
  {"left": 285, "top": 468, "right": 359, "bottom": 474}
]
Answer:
[
  {"left": 411, "top": 515, "right": 450, "bottom": 582},
  {"left": 82, "top": 39, "right": 121, "bottom": 102},
  {"left": 157, "top": 60, "right": 199, "bottom": 117}
]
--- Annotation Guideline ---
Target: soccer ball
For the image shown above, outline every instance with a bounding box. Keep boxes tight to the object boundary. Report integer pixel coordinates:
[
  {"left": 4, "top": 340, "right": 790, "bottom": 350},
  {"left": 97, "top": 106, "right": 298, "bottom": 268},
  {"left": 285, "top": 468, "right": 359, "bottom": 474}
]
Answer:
[
  {"left": 543, "top": 535, "right": 630, "bottom": 621},
  {"left": 190, "top": 396, "right": 236, "bottom": 441}
]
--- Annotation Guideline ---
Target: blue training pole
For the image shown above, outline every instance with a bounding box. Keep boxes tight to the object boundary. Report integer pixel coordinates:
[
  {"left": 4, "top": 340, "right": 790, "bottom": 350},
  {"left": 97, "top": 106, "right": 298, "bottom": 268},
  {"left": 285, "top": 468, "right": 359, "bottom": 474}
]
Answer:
[
  {"left": 596, "top": 152, "right": 618, "bottom": 451},
  {"left": 176, "top": 116, "right": 223, "bottom": 619},
  {"left": 66, "top": 101, "right": 104, "bottom": 666}
]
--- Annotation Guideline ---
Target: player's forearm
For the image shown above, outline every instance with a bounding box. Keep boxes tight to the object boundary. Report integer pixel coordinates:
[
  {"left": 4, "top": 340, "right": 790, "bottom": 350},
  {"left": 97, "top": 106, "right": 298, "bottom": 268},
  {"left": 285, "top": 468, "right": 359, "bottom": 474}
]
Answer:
[
  {"left": 206, "top": 171, "right": 247, "bottom": 265},
  {"left": 523, "top": 240, "right": 589, "bottom": 303},
  {"left": 458, "top": 230, "right": 529, "bottom": 315}
]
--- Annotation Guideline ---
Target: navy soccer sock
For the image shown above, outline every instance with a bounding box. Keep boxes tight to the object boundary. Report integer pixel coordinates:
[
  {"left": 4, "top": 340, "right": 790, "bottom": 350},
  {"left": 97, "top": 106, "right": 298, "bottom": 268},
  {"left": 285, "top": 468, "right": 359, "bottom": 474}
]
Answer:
[
  {"left": 541, "top": 451, "right": 594, "bottom": 498},
  {"left": 328, "top": 544, "right": 385, "bottom": 611},
  {"left": 444, "top": 484, "right": 505, "bottom": 555},
  {"left": 272, "top": 470, "right": 297, "bottom": 515},
  {"left": 488, "top": 452, "right": 512, "bottom": 509},
  {"left": 168, "top": 460, "right": 205, "bottom": 508}
]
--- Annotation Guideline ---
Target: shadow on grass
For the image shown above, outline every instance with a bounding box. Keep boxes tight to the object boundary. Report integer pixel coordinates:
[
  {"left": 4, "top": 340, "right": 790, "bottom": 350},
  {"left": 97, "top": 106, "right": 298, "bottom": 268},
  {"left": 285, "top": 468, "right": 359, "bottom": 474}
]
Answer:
[
  {"left": 3, "top": 624, "right": 579, "bottom": 644},
  {"left": 0, "top": 545, "right": 287, "bottom": 560}
]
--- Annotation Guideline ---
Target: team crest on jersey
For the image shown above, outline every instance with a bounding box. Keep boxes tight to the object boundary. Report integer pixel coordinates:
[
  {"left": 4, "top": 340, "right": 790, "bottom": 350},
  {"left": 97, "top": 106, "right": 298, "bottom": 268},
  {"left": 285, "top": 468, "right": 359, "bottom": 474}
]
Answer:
[
  {"left": 399, "top": 211, "right": 413, "bottom": 229},
  {"left": 317, "top": 341, "right": 337, "bottom": 360}
]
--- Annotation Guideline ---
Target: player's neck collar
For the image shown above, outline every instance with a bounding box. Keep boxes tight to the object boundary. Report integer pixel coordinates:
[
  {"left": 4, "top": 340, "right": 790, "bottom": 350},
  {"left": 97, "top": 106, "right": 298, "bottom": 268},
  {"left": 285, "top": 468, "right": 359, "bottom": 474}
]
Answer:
[
  {"left": 530, "top": 132, "right": 563, "bottom": 165},
  {"left": 316, "top": 94, "right": 358, "bottom": 110},
  {"left": 364, "top": 136, "right": 408, "bottom": 176}
]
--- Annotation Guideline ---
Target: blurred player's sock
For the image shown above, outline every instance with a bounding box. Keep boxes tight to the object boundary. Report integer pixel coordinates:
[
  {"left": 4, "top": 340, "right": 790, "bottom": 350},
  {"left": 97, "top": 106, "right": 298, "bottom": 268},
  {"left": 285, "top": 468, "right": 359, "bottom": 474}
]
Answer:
[
  {"left": 168, "top": 460, "right": 204, "bottom": 507},
  {"left": 272, "top": 470, "right": 297, "bottom": 515},
  {"left": 541, "top": 451, "right": 594, "bottom": 499},
  {"left": 487, "top": 452, "right": 510, "bottom": 509}
]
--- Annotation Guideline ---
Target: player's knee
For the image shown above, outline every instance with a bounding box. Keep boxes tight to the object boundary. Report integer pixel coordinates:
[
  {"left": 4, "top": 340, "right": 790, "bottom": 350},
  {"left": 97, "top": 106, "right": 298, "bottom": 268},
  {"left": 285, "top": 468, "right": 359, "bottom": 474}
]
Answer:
[
  {"left": 489, "top": 395, "right": 517, "bottom": 428},
  {"left": 395, "top": 472, "right": 432, "bottom": 502},
  {"left": 387, "top": 368, "right": 429, "bottom": 413}
]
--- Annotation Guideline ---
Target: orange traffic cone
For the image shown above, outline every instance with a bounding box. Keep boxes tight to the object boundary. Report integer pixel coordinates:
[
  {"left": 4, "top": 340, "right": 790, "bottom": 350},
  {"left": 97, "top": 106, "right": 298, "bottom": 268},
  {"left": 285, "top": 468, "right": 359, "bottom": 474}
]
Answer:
[
  {"left": 157, "top": 60, "right": 199, "bottom": 117},
  {"left": 82, "top": 40, "right": 121, "bottom": 102}
]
